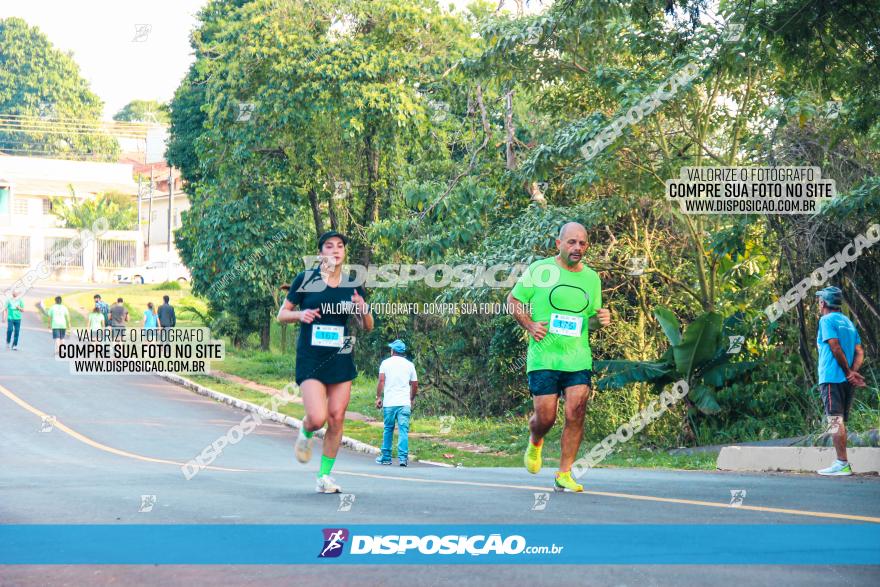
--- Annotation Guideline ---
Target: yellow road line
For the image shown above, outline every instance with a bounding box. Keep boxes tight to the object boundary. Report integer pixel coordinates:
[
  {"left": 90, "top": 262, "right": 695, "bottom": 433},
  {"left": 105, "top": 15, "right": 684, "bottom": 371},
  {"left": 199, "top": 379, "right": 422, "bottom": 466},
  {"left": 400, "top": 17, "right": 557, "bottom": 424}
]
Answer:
[
  {"left": 335, "top": 470, "right": 880, "bottom": 524},
  {"left": 0, "top": 383, "right": 250, "bottom": 473},
  {"left": 3, "top": 381, "right": 878, "bottom": 524}
]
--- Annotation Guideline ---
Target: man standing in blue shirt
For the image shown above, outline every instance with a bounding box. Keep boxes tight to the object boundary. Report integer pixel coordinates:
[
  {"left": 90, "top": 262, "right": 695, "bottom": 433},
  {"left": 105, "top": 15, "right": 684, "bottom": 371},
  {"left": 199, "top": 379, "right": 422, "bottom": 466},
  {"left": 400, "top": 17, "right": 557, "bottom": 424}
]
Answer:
[{"left": 814, "top": 286, "right": 866, "bottom": 476}]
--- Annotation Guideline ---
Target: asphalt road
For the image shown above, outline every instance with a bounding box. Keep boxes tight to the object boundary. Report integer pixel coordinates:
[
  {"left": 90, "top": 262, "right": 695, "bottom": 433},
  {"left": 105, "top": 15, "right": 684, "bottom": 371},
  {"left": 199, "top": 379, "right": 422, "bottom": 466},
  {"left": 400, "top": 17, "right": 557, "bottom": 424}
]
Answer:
[{"left": 2, "top": 284, "right": 879, "bottom": 586}]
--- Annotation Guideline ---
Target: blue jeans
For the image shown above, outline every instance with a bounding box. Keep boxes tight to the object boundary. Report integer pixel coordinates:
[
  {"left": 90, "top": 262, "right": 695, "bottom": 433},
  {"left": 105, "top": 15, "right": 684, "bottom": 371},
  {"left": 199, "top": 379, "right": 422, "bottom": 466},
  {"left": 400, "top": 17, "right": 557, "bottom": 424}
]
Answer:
[
  {"left": 381, "top": 406, "right": 411, "bottom": 461},
  {"left": 6, "top": 319, "right": 21, "bottom": 347}
]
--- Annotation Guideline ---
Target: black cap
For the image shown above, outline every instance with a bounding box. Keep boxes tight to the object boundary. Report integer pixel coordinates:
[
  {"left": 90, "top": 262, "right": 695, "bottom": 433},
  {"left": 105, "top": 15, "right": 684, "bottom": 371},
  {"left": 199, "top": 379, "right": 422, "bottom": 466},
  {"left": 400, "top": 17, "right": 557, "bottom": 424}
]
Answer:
[{"left": 318, "top": 230, "right": 348, "bottom": 249}]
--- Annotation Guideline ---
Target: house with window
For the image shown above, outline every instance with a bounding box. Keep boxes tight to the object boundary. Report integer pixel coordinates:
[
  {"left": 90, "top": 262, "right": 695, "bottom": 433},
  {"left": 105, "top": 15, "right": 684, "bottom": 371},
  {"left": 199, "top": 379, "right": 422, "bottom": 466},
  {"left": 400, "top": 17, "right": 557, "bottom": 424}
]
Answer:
[{"left": 0, "top": 154, "right": 144, "bottom": 281}]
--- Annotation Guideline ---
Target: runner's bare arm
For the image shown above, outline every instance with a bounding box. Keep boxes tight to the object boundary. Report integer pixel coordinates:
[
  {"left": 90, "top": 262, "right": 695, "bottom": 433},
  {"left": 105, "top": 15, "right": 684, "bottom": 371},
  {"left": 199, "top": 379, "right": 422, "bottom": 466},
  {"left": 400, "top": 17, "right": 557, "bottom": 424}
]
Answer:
[
  {"left": 352, "top": 290, "right": 374, "bottom": 332},
  {"left": 506, "top": 292, "right": 547, "bottom": 341},
  {"left": 276, "top": 299, "right": 320, "bottom": 324},
  {"left": 588, "top": 308, "right": 611, "bottom": 330}
]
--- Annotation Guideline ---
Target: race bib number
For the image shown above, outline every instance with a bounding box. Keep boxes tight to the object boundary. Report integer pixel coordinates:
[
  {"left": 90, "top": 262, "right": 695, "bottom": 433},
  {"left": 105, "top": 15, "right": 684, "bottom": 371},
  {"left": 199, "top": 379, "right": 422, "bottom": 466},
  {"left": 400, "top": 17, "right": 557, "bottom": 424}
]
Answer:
[
  {"left": 312, "top": 325, "right": 344, "bottom": 347},
  {"left": 548, "top": 313, "right": 583, "bottom": 337}
]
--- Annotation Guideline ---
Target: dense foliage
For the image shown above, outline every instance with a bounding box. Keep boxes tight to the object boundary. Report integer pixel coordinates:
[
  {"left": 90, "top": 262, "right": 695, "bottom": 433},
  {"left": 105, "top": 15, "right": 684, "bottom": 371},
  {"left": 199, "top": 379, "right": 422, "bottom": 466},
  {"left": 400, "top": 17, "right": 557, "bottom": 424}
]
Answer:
[
  {"left": 0, "top": 17, "right": 119, "bottom": 160},
  {"left": 168, "top": 0, "right": 879, "bottom": 446}
]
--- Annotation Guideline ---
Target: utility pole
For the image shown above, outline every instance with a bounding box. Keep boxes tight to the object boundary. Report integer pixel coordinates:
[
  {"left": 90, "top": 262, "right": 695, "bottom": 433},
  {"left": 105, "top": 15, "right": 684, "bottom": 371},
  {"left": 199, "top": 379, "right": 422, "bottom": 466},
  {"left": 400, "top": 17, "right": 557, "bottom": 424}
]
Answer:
[
  {"left": 137, "top": 175, "right": 142, "bottom": 230},
  {"left": 147, "top": 166, "right": 154, "bottom": 252},
  {"left": 167, "top": 167, "right": 174, "bottom": 255}
]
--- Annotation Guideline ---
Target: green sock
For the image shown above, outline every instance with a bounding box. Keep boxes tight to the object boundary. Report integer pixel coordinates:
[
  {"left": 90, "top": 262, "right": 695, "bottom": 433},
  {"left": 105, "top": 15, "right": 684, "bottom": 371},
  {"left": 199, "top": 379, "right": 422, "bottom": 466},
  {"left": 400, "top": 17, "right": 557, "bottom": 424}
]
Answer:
[
  {"left": 318, "top": 455, "right": 336, "bottom": 477},
  {"left": 302, "top": 428, "right": 314, "bottom": 439}
]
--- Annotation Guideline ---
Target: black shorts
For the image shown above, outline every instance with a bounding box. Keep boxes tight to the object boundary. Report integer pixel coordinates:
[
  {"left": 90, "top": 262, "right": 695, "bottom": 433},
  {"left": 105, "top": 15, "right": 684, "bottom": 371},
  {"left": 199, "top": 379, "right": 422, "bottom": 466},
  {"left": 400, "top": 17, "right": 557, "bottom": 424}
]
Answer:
[
  {"left": 295, "top": 347, "right": 357, "bottom": 386},
  {"left": 820, "top": 382, "right": 855, "bottom": 422},
  {"left": 52, "top": 328, "right": 66, "bottom": 340},
  {"left": 528, "top": 369, "right": 592, "bottom": 396}
]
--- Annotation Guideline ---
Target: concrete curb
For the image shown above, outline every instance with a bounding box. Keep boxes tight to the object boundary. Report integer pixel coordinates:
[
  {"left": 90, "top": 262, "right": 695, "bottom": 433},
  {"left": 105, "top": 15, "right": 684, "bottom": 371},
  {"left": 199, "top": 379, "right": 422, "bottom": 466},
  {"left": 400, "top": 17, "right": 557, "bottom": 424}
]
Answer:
[
  {"left": 717, "top": 446, "right": 880, "bottom": 474},
  {"left": 157, "top": 372, "right": 382, "bottom": 457}
]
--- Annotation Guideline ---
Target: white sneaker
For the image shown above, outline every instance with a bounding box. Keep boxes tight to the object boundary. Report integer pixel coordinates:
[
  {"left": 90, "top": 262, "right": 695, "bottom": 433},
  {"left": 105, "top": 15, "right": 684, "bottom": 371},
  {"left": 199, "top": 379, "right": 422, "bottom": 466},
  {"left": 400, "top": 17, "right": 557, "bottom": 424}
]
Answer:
[
  {"left": 818, "top": 460, "right": 853, "bottom": 476},
  {"left": 316, "top": 475, "right": 341, "bottom": 493},
  {"left": 294, "top": 426, "right": 313, "bottom": 463}
]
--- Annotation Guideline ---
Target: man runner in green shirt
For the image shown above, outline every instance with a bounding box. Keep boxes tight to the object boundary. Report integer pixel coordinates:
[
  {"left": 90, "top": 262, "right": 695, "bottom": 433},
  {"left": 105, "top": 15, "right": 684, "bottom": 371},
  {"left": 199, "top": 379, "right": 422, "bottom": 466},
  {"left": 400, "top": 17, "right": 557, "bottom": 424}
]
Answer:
[{"left": 507, "top": 222, "right": 610, "bottom": 492}]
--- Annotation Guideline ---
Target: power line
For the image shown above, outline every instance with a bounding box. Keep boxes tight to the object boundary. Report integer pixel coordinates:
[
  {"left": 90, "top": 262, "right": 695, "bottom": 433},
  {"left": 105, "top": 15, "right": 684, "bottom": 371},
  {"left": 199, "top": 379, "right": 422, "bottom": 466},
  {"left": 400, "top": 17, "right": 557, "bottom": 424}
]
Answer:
[
  {"left": 0, "top": 126, "right": 148, "bottom": 139},
  {"left": 0, "top": 113, "right": 164, "bottom": 129}
]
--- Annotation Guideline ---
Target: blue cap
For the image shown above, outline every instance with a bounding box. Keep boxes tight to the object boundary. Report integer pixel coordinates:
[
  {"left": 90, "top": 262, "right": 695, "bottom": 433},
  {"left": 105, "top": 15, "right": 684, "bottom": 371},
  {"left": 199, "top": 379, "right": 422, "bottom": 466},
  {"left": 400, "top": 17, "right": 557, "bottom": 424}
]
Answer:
[
  {"left": 815, "top": 286, "right": 843, "bottom": 308},
  {"left": 388, "top": 339, "right": 406, "bottom": 353}
]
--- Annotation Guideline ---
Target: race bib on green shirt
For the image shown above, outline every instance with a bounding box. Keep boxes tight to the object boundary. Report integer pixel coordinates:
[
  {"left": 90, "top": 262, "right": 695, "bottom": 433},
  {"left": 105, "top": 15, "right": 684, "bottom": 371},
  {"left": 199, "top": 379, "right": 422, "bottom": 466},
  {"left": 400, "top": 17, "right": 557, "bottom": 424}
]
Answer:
[
  {"left": 511, "top": 257, "right": 602, "bottom": 373},
  {"left": 548, "top": 313, "right": 583, "bottom": 337}
]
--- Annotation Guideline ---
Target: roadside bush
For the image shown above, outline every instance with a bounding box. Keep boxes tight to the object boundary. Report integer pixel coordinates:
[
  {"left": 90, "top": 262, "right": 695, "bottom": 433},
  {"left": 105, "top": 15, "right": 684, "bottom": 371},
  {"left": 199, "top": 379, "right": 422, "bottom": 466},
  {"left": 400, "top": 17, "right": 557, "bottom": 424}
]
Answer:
[{"left": 156, "top": 281, "right": 182, "bottom": 290}]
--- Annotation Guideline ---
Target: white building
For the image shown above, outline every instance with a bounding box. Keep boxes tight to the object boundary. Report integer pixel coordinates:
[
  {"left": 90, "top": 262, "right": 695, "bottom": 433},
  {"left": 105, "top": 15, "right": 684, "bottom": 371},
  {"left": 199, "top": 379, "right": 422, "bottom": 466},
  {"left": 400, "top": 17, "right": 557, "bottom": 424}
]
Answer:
[
  {"left": 0, "top": 154, "right": 144, "bottom": 281},
  {"left": 120, "top": 154, "right": 190, "bottom": 262}
]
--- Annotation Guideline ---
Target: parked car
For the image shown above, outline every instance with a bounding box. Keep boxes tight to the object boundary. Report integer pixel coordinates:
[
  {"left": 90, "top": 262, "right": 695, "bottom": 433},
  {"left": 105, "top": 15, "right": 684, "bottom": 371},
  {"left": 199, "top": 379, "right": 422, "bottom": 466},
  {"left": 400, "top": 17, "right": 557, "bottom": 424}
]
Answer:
[{"left": 116, "top": 261, "right": 191, "bottom": 285}]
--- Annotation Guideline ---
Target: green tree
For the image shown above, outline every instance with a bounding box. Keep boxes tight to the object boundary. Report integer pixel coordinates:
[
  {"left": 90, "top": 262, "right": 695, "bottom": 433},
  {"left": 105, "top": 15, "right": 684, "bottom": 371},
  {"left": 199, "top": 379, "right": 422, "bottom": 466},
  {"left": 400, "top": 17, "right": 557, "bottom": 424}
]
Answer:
[
  {"left": 168, "top": 0, "right": 481, "bottom": 347},
  {"left": 51, "top": 191, "right": 137, "bottom": 230},
  {"left": 0, "top": 17, "right": 119, "bottom": 160},
  {"left": 113, "top": 100, "right": 169, "bottom": 124}
]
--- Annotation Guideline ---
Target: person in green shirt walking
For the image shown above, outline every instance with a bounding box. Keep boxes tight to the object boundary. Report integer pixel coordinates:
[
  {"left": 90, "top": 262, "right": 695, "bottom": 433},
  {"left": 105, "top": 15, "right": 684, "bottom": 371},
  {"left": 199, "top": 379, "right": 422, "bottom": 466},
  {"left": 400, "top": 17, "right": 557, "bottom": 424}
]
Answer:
[
  {"left": 87, "top": 304, "right": 106, "bottom": 332},
  {"left": 507, "top": 222, "right": 611, "bottom": 492},
  {"left": 48, "top": 296, "right": 71, "bottom": 355},
  {"left": 2, "top": 289, "right": 25, "bottom": 350}
]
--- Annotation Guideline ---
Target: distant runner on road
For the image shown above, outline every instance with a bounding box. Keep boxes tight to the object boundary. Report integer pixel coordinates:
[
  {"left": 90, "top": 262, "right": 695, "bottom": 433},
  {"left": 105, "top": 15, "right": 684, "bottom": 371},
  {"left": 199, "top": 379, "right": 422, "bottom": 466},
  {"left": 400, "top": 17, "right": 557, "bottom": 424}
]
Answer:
[
  {"left": 109, "top": 298, "right": 129, "bottom": 335},
  {"left": 93, "top": 294, "right": 110, "bottom": 326},
  {"left": 277, "top": 230, "right": 374, "bottom": 494},
  {"left": 507, "top": 222, "right": 611, "bottom": 492},
  {"left": 158, "top": 295, "right": 176, "bottom": 329},
  {"left": 48, "top": 296, "right": 71, "bottom": 356},
  {"left": 3, "top": 288, "right": 24, "bottom": 351}
]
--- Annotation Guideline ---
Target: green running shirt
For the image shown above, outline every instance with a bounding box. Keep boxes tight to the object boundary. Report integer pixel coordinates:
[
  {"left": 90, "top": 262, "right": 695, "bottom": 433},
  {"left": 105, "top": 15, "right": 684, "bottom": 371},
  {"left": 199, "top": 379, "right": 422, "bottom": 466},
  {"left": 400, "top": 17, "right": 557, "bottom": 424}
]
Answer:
[{"left": 511, "top": 257, "right": 602, "bottom": 373}]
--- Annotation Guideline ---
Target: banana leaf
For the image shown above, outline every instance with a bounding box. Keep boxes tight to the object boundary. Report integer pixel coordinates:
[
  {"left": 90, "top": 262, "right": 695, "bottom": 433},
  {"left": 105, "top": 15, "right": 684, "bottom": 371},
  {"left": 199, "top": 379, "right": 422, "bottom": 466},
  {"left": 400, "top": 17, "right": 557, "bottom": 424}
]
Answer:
[
  {"left": 702, "top": 361, "right": 758, "bottom": 387},
  {"left": 690, "top": 383, "right": 722, "bottom": 414},
  {"left": 654, "top": 306, "right": 682, "bottom": 346},
  {"left": 593, "top": 359, "right": 675, "bottom": 390},
  {"left": 673, "top": 312, "right": 723, "bottom": 377}
]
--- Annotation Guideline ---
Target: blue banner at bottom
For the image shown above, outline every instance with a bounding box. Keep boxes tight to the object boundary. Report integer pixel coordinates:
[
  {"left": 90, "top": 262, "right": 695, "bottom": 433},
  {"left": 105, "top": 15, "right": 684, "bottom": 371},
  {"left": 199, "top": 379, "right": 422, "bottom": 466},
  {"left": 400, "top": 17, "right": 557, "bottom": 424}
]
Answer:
[{"left": 2, "top": 525, "right": 879, "bottom": 564}]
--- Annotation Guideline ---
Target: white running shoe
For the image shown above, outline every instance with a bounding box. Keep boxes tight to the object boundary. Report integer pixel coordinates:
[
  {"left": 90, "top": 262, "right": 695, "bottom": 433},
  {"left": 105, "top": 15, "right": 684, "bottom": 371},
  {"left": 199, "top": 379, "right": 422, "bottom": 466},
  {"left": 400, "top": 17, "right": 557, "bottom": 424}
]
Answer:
[
  {"left": 316, "top": 475, "right": 341, "bottom": 493},
  {"left": 294, "top": 426, "right": 313, "bottom": 463},
  {"left": 818, "top": 460, "right": 853, "bottom": 476}
]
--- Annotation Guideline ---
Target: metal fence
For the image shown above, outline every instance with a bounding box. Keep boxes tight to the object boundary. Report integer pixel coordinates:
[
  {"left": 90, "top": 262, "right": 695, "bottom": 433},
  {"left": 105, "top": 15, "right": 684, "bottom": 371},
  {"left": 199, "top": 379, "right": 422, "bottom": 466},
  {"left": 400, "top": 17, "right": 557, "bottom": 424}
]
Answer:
[
  {"left": 0, "top": 235, "right": 30, "bottom": 266},
  {"left": 43, "top": 237, "right": 83, "bottom": 267},
  {"left": 97, "top": 240, "right": 137, "bottom": 268}
]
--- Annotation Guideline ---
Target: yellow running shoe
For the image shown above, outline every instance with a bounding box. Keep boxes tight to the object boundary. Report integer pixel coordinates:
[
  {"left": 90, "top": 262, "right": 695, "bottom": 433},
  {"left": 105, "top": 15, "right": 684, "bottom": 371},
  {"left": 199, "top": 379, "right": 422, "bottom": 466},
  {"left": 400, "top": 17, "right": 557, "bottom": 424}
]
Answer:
[
  {"left": 554, "top": 471, "right": 583, "bottom": 492},
  {"left": 524, "top": 438, "right": 543, "bottom": 474}
]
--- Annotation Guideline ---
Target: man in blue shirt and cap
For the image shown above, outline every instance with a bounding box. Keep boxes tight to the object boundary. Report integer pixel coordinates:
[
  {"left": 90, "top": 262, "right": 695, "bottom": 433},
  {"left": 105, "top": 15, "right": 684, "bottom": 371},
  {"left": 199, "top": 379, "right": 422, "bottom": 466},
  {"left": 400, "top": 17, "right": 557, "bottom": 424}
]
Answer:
[
  {"left": 814, "top": 286, "right": 865, "bottom": 476},
  {"left": 375, "top": 339, "right": 418, "bottom": 467}
]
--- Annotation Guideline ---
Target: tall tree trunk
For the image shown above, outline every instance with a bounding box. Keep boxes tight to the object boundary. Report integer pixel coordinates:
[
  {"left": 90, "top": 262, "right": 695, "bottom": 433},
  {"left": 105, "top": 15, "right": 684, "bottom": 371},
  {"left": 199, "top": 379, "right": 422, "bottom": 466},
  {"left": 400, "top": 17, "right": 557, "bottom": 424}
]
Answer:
[
  {"left": 326, "top": 189, "right": 339, "bottom": 231},
  {"left": 360, "top": 128, "right": 380, "bottom": 265},
  {"left": 307, "top": 186, "right": 324, "bottom": 239},
  {"left": 504, "top": 89, "right": 516, "bottom": 171},
  {"left": 770, "top": 217, "right": 816, "bottom": 386},
  {"left": 260, "top": 316, "right": 271, "bottom": 351},
  {"left": 795, "top": 300, "right": 816, "bottom": 387}
]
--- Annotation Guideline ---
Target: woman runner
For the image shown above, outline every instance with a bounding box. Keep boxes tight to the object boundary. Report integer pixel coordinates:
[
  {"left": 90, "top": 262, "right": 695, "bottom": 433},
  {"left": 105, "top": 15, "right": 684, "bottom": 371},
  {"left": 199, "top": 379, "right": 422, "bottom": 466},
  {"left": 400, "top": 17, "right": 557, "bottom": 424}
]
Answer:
[{"left": 277, "top": 230, "right": 374, "bottom": 493}]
